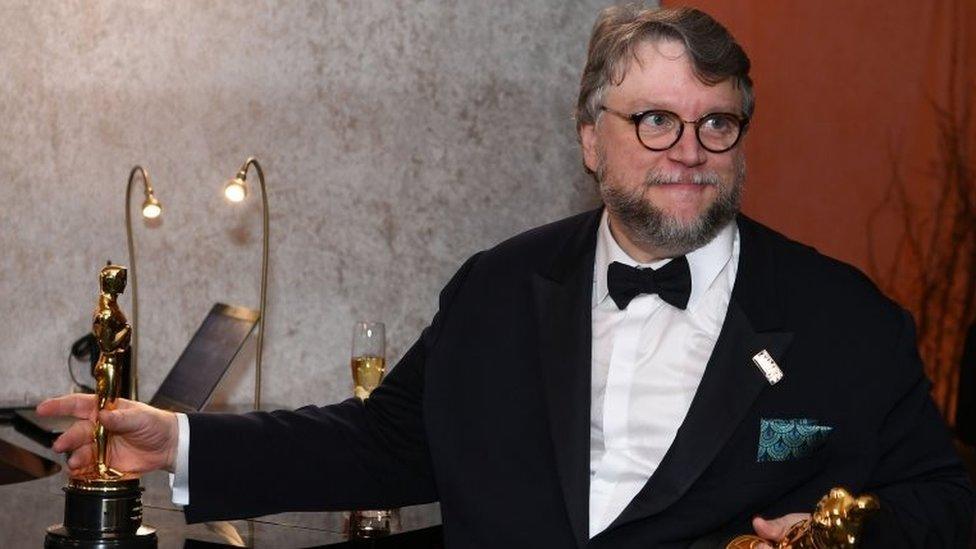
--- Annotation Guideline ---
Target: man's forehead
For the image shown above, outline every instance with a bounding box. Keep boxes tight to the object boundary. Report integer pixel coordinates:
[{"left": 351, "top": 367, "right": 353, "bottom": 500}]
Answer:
[
  {"left": 609, "top": 39, "right": 740, "bottom": 110},
  {"left": 608, "top": 39, "right": 688, "bottom": 83}
]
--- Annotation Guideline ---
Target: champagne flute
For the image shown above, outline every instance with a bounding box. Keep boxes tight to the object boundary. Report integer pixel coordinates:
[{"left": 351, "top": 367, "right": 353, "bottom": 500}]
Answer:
[{"left": 350, "top": 321, "right": 386, "bottom": 400}]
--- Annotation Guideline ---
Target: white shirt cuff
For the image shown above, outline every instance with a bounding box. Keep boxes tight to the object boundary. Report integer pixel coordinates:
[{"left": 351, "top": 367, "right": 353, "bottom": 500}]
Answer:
[{"left": 168, "top": 412, "right": 190, "bottom": 506}]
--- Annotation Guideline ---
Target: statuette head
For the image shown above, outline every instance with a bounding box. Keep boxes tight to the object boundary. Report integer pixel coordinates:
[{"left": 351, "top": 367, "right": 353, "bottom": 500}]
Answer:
[{"left": 99, "top": 265, "right": 128, "bottom": 296}]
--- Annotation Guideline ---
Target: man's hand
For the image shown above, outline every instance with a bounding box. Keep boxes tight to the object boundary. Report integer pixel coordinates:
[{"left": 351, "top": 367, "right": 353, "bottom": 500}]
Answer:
[
  {"left": 36, "top": 394, "right": 179, "bottom": 475},
  {"left": 750, "top": 513, "right": 811, "bottom": 548}
]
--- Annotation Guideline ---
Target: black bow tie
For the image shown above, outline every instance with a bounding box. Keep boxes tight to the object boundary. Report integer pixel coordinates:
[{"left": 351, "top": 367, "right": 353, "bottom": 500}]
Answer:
[{"left": 607, "top": 257, "right": 692, "bottom": 310}]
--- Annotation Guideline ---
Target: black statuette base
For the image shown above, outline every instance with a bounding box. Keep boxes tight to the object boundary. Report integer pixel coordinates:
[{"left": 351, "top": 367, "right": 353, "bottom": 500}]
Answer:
[{"left": 45, "top": 479, "right": 157, "bottom": 548}]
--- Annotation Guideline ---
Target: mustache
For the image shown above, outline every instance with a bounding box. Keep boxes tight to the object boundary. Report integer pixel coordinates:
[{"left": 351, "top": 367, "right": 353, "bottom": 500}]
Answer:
[{"left": 644, "top": 170, "right": 722, "bottom": 186}]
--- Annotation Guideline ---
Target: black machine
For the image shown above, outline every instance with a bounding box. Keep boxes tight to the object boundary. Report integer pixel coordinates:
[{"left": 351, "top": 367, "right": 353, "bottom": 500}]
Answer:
[{"left": 149, "top": 303, "right": 259, "bottom": 413}]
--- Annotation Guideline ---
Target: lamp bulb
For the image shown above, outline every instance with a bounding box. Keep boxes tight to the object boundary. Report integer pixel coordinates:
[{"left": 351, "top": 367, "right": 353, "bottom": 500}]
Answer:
[
  {"left": 142, "top": 203, "right": 162, "bottom": 219},
  {"left": 141, "top": 196, "right": 162, "bottom": 219},
  {"left": 224, "top": 179, "right": 248, "bottom": 203}
]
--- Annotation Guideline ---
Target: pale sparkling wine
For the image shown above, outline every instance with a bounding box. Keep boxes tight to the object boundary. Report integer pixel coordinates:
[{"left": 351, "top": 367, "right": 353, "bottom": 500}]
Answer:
[{"left": 351, "top": 355, "right": 386, "bottom": 399}]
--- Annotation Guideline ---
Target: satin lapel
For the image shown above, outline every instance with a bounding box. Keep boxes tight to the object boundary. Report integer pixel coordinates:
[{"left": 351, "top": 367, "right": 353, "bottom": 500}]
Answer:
[
  {"left": 608, "top": 215, "right": 794, "bottom": 528},
  {"left": 531, "top": 209, "right": 601, "bottom": 549}
]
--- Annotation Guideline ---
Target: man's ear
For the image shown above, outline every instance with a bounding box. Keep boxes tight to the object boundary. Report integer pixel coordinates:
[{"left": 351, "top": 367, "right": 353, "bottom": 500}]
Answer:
[{"left": 580, "top": 123, "right": 600, "bottom": 173}]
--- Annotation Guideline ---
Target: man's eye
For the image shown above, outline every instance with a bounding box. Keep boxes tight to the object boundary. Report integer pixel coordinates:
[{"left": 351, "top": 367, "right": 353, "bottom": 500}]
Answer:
[
  {"left": 702, "top": 115, "right": 735, "bottom": 132},
  {"left": 640, "top": 112, "right": 674, "bottom": 129}
]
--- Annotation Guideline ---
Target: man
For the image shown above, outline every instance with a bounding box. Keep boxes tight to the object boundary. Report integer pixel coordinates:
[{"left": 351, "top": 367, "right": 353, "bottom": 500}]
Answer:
[{"left": 40, "top": 6, "right": 973, "bottom": 548}]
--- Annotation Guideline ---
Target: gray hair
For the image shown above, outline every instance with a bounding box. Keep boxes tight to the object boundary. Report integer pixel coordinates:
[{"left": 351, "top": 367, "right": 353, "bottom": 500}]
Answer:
[{"left": 576, "top": 5, "right": 753, "bottom": 136}]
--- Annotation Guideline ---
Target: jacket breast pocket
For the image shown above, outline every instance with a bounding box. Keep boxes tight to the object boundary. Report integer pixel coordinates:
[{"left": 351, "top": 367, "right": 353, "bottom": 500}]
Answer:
[{"left": 744, "top": 417, "right": 833, "bottom": 485}]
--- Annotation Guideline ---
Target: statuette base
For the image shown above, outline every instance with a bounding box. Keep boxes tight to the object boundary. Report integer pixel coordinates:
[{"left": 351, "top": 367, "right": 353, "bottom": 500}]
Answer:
[{"left": 45, "top": 478, "right": 157, "bottom": 548}]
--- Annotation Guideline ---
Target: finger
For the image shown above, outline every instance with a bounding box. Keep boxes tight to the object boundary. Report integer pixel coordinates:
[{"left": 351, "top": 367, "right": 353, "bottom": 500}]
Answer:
[
  {"left": 752, "top": 513, "right": 810, "bottom": 541},
  {"left": 753, "top": 515, "right": 788, "bottom": 540},
  {"left": 67, "top": 442, "right": 94, "bottom": 470},
  {"left": 52, "top": 419, "right": 96, "bottom": 453},
  {"left": 114, "top": 398, "right": 140, "bottom": 410},
  {"left": 99, "top": 406, "right": 148, "bottom": 434},
  {"left": 37, "top": 394, "right": 97, "bottom": 419}
]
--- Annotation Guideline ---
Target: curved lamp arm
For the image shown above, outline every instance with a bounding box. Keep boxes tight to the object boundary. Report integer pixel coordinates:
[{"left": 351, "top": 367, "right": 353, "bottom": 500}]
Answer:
[
  {"left": 227, "top": 157, "right": 270, "bottom": 410},
  {"left": 124, "top": 165, "right": 160, "bottom": 401}
]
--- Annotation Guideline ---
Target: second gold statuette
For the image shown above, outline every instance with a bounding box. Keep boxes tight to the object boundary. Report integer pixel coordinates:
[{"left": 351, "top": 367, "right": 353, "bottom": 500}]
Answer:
[{"left": 727, "top": 487, "right": 879, "bottom": 549}]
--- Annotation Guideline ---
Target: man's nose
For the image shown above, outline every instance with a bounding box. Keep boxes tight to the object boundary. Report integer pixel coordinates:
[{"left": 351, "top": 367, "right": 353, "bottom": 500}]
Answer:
[{"left": 665, "top": 125, "right": 706, "bottom": 167}]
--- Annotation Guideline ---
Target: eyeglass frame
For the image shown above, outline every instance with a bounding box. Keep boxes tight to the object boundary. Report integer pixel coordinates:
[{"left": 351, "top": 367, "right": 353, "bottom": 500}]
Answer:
[{"left": 599, "top": 106, "right": 750, "bottom": 154}]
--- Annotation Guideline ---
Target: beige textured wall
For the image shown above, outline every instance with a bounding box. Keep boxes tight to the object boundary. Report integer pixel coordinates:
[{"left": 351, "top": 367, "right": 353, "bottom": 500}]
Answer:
[{"left": 0, "top": 1, "right": 620, "bottom": 407}]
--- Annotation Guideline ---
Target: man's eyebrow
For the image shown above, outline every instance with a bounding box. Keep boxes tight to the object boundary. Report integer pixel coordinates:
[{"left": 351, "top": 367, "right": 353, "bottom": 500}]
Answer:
[{"left": 626, "top": 102, "right": 742, "bottom": 115}]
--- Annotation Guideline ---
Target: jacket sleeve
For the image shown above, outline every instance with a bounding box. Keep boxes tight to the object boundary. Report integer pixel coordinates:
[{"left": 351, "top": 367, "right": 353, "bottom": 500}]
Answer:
[
  {"left": 861, "top": 310, "right": 974, "bottom": 548},
  {"left": 183, "top": 253, "right": 482, "bottom": 523}
]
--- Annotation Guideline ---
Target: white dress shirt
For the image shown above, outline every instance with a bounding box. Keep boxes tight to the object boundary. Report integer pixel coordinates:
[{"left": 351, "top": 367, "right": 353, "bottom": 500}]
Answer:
[
  {"left": 172, "top": 213, "right": 741, "bottom": 521},
  {"left": 588, "top": 211, "right": 739, "bottom": 537},
  {"left": 170, "top": 412, "right": 190, "bottom": 505}
]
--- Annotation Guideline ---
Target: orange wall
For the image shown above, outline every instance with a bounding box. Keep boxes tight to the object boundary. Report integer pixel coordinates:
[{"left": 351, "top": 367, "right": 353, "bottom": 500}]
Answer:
[
  {"left": 663, "top": 1, "right": 965, "bottom": 271},
  {"left": 663, "top": 1, "right": 975, "bottom": 418}
]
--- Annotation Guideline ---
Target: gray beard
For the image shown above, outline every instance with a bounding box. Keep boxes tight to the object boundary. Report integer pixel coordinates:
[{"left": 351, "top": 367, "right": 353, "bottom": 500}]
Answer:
[{"left": 597, "top": 157, "right": 745, "bottom": 256}]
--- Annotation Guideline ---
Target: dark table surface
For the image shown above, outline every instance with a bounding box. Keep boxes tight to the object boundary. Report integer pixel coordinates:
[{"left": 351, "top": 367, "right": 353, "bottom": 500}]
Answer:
[{"left": 0, "top": 422, "right": 442, "bottom": 548}]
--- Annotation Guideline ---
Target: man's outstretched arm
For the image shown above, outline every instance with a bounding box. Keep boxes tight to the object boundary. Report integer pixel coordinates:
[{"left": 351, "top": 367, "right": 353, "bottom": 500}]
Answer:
[{"left": 38, "top": 337, "right": 437, "bottom": 524}]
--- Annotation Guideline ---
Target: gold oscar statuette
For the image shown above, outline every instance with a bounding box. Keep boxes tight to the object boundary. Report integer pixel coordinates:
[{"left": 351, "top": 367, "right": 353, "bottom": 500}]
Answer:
[
  {"left": 87, "top": 263, "right": 131, "bottom": 481},
  {"left": 727, "top": 487, "right": 880, "bottom": 549},
  {"left": 45, "top": 264, "right": 157, "bottom": 548}
]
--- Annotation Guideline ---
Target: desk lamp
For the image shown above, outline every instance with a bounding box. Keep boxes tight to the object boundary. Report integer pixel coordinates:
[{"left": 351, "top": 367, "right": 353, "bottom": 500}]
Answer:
[
  {"left": 222, "top": 157, "right": 270, "bottom": 410},
  {"left": 125, "top": 165, "right": 161, "bottom": 401}
]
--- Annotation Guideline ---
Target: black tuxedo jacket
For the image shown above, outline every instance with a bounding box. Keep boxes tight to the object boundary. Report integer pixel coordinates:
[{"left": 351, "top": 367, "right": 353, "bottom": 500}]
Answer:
[{"left": 184, "top": 209, "right": 973, "bottom": 547}]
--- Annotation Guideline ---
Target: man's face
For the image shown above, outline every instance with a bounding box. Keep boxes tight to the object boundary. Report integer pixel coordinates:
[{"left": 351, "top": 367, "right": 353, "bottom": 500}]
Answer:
[{"left": 580, "top": 40, "right": 746, "bottom": 257}]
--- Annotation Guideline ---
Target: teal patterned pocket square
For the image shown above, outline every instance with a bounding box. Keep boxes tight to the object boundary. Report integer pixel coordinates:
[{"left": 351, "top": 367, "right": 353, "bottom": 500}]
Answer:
[{"left": 757, "top": 418, "right": 832, "bottom": 462}]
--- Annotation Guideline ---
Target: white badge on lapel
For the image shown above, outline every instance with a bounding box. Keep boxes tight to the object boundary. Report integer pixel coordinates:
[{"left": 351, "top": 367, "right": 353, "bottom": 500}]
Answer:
[{"left": 752, "top": 349, "right": 783, "bottom": 385}]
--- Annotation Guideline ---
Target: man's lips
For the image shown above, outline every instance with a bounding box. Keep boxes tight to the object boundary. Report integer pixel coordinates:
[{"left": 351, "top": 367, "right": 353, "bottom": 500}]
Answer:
[{"left": 646, "top": 183, "right": 715, "bottom": 200}]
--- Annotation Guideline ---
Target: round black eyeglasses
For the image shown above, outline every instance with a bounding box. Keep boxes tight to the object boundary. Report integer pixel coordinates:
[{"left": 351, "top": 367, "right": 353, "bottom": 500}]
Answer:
[{"left": 599, "top": 106, "right": 749, "bottom": 153}]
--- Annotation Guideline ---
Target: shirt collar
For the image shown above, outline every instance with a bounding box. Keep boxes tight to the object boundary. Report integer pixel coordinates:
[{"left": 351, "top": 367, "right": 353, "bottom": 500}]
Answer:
[{"left": 592, "top": 209, "right": 737, "bottom": 311}]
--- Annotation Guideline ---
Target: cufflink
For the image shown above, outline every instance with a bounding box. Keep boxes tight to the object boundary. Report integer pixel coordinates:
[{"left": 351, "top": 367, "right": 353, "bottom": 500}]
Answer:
[{"left": 752, "top": 349, "right": 783, "bottom": 385}]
